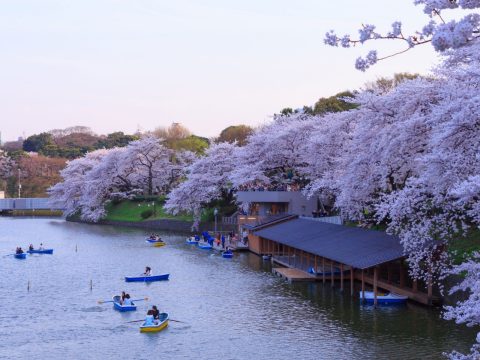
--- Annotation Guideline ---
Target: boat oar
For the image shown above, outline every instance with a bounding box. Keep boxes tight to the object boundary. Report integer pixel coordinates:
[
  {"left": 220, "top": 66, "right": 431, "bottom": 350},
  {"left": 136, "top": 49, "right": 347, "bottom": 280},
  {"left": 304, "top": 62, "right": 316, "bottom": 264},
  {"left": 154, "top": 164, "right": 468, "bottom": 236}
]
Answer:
[
  {"left": 98, "top": 297, "right": 149, "bottom": 304},
  {"left": 125, "top": 318, "right": 185, "bottom": 324},
  {"left": 97, "top": 300, "right": 115, "bottom": 304}
]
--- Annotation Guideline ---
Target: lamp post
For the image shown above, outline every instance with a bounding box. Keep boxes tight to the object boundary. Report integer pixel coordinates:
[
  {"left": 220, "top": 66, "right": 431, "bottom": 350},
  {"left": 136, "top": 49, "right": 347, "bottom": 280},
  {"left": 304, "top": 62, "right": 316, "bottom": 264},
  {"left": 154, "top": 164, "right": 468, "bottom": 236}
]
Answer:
[
  {"left": 152, "top": 201, "right": 156, "bottom": 217},
  {"left": 214, "top": 208, "right": 218, "bottom": 234},
  {"left": 17, "top": 168, "right": 21, "bottom": 198}
]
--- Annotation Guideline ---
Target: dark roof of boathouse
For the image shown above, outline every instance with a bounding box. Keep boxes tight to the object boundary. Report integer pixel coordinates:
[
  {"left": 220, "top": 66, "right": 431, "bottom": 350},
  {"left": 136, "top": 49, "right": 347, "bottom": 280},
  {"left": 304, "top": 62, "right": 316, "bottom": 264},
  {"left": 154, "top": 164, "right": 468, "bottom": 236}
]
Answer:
[{"left": 254, "top": 218, "right": 404, "bottom": 269}]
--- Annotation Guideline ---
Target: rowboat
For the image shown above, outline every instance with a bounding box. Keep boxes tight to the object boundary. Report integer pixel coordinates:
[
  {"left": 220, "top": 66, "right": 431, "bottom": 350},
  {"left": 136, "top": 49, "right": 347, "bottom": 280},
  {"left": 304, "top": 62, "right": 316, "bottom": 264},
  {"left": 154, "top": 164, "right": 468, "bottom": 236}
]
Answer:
[
  {"left": 146, "top": 238, "right": 162, "bottom": 243},
  {"left": 198, "top": 243, "right": 212, "bottom": 250},
  {"left": 262, "top": 255, "right": 272, "bottom": 260},
  {"left": 125, "top": 274, "right": 170, "bottom": 282},
  {"left": 151, "top": 241, "right": 166, "bottom": 247},
  {"left": 359, "top": 291, "right": 408, "bottom": 305},
  {"left": 140, "top": 312, "right": 169, "bottom": 333},
  {"left": 14, "top": 253, "right": 27, "bottom": 259},
  {"left": 112, "top": 295, "right": 137, "bottom": 312},
  {"left": 222, "top": 251, "right": 233, "bottom": 259},
  {"left": 186, "top": 237, "right": 199, "bottom": 245},
  {"left": 308, "top": 267, "right": 347, "bottom": 276},
  {"left": 27, "top": 249, "right": 54, "bottom": 254}
]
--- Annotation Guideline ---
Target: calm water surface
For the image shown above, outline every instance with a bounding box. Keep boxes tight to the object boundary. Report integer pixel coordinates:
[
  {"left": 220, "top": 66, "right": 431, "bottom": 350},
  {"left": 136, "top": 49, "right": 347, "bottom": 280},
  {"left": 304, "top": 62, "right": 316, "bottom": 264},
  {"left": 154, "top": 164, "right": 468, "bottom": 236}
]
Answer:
[{"left": 0, "top": 217, "right": 475, "bottom": 360}]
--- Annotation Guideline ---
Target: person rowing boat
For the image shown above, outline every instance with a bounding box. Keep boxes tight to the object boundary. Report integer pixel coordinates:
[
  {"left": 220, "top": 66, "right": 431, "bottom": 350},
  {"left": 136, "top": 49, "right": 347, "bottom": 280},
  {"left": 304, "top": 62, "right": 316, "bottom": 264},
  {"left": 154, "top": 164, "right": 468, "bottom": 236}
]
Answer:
[
  {"left": 143, "top": 266, "right": 152, "bottom": 276},
  {"left": 123, "top": 294, "right": 133, "bottom": 306}
]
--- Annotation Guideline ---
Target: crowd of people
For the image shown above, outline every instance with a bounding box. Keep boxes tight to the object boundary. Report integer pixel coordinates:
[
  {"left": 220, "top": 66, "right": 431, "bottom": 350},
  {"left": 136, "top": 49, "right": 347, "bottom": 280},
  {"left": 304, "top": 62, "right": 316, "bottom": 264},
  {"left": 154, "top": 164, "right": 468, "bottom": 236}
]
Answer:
[
  {"left": 201, "top": 231, "right": 244, "bottom": 249},
  {"left": 238, "top": 181, "right": 302, "bottom": 192}
]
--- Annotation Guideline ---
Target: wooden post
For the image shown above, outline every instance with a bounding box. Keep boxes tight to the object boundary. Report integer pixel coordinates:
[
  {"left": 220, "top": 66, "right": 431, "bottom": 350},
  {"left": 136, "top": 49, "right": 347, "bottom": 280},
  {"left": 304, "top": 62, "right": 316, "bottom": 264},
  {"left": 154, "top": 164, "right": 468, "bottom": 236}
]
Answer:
[
  {"left": 387, "top": 263, "right": 393, "bottom": 284},
  {"left": 314, "top": 255, "right": 317, "bottom": 274},
  {"left": 322, "top": 258, "right": 326, "bottom": 284},
  {"left": 331, "top": 261, "right": 334, "bottom": 288},
  {"left": 361, "top": 269, "right": 365, "bottom": 301},
  {"left": 399, "top": 259, "right": 405, "bottom": 287},
  {"left": 427, "top": 278, "right": 433, "bottom": 305},
  {"left": 350, "top": 267, "right": 354, "bottom": 296},
  {"left": 427, "top": 272, "right": 433, "bottom": 306},
  {"left": 373, "top": 266, "right": 378, "bottom": 307},
  {"left": 340, "top": 263, "right": 344, "bottom": 292}
]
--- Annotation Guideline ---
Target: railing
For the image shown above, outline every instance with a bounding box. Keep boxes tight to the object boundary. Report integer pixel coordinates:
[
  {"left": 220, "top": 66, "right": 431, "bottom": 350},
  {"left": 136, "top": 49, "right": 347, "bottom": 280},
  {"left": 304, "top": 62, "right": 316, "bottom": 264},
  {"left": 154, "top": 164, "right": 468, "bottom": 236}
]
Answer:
[
  {"left": 299, "top": 215, "right": 343, "bottom": 225},
  {"left": 222, "top": 212, "right": 238, "bottom": 225}
]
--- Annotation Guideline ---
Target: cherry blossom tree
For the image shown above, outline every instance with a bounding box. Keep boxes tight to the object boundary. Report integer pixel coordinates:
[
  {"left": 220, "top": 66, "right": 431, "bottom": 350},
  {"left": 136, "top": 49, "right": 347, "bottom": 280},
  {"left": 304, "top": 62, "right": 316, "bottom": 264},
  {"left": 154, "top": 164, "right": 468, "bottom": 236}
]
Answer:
[
  {"left": 164, "top": 142, "right": 238, "bottom": 216},
  {"left": 230, "top": 113, "right": 318, "bottom": 189},
  {"left": 125, "top": 137, "right": 174, "bottom": 196},
  {"left": 0, "top": 150, "right": 14, "bottom": 179},
  {"left": 48, "top": 149, "right": 108, "bottom": 217},
  {"left": 444, "top": 254, "right": 480, "bottom": 359},
  {"left": 49, "top": 137, "right": 192, "bottom": 222},
  {"left": 324, "top": 0, "right": 480, "bottom": 70}
]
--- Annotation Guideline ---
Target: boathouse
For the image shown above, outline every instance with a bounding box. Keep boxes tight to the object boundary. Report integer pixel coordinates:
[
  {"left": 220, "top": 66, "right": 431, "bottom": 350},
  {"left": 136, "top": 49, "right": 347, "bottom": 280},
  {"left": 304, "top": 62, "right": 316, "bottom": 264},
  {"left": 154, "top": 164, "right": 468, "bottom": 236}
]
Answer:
[{"left": 247, "top": 217, "right": 437, "bottom": 306}]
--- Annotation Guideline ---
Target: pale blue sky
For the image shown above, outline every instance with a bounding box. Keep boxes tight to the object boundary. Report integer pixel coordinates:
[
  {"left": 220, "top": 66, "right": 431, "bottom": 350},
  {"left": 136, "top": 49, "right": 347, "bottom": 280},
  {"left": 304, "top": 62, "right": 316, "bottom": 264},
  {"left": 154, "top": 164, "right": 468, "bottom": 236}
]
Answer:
[{"left": 0, "top": 0, "right": 441, "bottom": 141}]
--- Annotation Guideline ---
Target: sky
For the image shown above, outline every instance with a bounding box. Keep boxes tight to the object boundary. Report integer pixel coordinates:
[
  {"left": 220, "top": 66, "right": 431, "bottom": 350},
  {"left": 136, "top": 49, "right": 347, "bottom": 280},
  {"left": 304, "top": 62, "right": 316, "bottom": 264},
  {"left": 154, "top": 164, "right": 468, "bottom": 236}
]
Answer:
[{"left": 0, "top": 0, "right": 442, "bottom": 141}]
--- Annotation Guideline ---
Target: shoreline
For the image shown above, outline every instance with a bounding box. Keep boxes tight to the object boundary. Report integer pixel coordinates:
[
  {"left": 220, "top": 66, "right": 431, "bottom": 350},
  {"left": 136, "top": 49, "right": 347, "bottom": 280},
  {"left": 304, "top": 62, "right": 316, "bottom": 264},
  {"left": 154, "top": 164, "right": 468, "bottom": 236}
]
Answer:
[{"left": 67, "top": 217, "right": 236, "bottom": 234}]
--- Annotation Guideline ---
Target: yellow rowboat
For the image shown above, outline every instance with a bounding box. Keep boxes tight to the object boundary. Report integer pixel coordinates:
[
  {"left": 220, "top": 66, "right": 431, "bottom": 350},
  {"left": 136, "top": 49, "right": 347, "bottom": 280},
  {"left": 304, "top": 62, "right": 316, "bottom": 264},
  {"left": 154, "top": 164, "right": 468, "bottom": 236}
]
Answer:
[
  {"left": 140, "top": 313, "right": 169, "bottom": 333},
  {"left": 151, "top": 241, "right": 166, "bottom": 247}
]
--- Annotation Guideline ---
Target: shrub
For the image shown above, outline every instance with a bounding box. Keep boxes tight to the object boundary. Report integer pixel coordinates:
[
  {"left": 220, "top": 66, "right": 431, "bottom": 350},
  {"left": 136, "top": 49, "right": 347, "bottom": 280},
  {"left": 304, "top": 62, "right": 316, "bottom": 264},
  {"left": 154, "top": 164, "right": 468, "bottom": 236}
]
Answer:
[{"left": 140, "top": 209, "right": 154, "bottom": 219}]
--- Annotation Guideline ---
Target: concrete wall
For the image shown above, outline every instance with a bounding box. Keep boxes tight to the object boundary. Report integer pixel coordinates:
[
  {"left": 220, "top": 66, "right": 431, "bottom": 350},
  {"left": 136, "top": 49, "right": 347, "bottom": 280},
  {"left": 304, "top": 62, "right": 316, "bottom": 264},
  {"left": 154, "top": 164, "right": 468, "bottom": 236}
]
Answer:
[{"left": 0, "top": 198, "right": 62, "bottom": 210}]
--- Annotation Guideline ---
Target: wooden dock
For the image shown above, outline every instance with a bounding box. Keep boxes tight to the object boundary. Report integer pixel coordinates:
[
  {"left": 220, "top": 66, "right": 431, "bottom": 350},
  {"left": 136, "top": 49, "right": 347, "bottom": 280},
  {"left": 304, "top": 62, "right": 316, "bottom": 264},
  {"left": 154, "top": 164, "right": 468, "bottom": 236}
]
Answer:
[{"left": 272, "top": 267, "right": 318, "bottom": 282}]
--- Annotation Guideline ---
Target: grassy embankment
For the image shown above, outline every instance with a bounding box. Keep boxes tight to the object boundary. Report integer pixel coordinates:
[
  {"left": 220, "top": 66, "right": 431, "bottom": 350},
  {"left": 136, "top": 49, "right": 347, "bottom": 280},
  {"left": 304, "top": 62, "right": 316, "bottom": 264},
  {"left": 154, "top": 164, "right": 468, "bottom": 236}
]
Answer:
[
  {"left": 103, "top": 198, "right": 193, "bottom": 222},
  {"left": 450, "top": 228, "right": 480, "bottom": 264}
]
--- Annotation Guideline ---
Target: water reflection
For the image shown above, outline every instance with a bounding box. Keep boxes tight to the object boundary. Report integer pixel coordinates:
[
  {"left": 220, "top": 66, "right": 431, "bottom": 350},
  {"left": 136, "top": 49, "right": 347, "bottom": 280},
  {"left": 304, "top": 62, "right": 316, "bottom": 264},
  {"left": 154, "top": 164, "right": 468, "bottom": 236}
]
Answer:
[{"left": 0, "top": 217, "right": 475, "bottom": 360}]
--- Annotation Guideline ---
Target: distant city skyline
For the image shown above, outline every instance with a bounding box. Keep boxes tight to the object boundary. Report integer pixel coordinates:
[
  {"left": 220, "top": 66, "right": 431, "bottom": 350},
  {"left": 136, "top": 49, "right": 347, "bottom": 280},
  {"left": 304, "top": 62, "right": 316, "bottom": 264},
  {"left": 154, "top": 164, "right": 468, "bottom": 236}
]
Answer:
[{"left": 0, "top": 0, "right": 441, "bottom": 141}]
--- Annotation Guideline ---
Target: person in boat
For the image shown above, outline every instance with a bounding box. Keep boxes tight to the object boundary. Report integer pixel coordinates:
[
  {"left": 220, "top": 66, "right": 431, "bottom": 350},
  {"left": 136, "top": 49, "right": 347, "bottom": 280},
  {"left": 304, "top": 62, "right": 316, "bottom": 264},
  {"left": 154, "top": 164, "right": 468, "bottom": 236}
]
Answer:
[
  {"left": 28, "top": 244, "right": 34, "bottom": 251},
  {"left": 143, "top": 266, "right": 152, "bottom": 276},
  {"left": 39, "top": 243, "right": 44, "bottom": 250},
  {"left": 151, "top": 305, "right": 160, "bottom": 320},
  {"left": 144, "top": 310, "right": 156, "bottom": 326},
  {"left": 16, "top": 247, "right": 24, "bottom": 254},
  {"left": 123, "top": 294, "right": 133, "bottom": 306},
  {"left": 120, "top": 291, "right": 127, "bottom": 304}
]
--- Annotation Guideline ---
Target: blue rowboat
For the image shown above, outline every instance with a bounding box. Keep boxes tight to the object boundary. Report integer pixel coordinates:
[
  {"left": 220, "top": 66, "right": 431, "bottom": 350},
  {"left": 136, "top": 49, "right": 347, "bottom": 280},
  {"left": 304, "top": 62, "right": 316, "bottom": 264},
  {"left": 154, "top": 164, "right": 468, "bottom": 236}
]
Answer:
[
  {"left": 112, "top": 295, "right": 136, "bottom": 312},
  {"left": 308, "top": 267, "right": 348, "bottom": 276},
  {"left": 146, "top": 238, "right": 162, "bottom": 243},
  {"left": 186, "top": 237, "right": 199, "bottom": 245},
  {"left": 125, "top": 274, "right": 170, "bottom": 282},
  {"left": 14, "top": 253, "right": 27, "bottom": 259},
  {"left": 222, "top": 251, "right": 233, "bottom": 259},
  {"left": 198, "top": 243, "right": 212, "bottom": 250},
  {"left": 359, "top": 291, "right": 408, "bottom": 305},
  {"left": 27, "top": 249, "right": 53, "bottom": 254}
]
